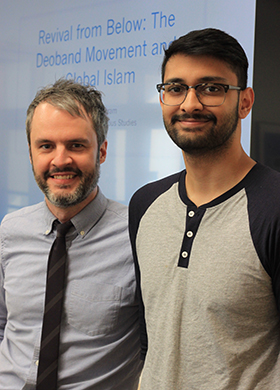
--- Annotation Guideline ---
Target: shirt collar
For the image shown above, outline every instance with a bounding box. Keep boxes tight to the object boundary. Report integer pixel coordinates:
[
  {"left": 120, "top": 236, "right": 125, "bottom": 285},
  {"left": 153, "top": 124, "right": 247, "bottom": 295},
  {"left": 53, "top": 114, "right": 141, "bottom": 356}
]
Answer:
[
  {"left": 43, "top": 202, "right": 58, "bottom": 236},
  {"left": 72, "top": 188, "right": 108, "bottom": 238},
  {"left": 42, "top": 188, "right": 108, "bottom": 238}
]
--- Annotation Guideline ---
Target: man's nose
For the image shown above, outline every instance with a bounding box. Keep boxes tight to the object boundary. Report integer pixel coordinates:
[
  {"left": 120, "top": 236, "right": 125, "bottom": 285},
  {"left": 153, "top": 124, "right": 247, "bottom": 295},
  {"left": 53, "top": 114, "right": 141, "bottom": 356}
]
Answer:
[
  {"left": 51, "top": 147, "right": 72, "bottom": 167},
  {"left": 179, "top": 88, "right": 204, "bottom": 112}
]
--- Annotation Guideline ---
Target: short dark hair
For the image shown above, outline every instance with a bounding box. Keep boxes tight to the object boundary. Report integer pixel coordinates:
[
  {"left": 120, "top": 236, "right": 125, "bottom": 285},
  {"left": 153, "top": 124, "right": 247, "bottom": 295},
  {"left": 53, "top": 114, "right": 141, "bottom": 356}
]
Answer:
[
  {"left": 26, "top": 79, "right": 109, "bottom": 148},
  {"left": 161, "top": 28, "right": 248, "bottom": 89}
]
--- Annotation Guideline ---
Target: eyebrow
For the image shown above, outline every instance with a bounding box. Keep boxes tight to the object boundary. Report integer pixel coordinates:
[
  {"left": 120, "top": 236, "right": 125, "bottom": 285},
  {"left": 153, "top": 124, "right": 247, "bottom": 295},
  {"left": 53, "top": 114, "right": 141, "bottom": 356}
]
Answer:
[
  {"left": 164, "top": 76, "right": 229, "bottom": 84},
  {"left": 34, "top": 139, "right": 51, "bottom": 146},
  {"left": 34, "top": 138, "right": 90, "bottom": 146}
]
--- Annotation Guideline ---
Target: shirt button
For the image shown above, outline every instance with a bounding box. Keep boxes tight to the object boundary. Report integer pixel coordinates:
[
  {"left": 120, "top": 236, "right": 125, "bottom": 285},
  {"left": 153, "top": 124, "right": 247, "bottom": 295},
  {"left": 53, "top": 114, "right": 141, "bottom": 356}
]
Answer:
[
  {"left": 45, "top": 230, "right": 50, "bottom": 235},
  {"left": 186, "top": 231, "right": 193, "bottom": 238},
  {"left": 80, "top": 230, "right": 85, "bottom": 236},
  {"left": 188, "top": 211, "right": 195, "bottom": 217},
  {"left": 181, "top": 251, "right": 188, "bottom": 258},
  {"left": 35, "top": 360, "right": 39, "bottom": 366}
]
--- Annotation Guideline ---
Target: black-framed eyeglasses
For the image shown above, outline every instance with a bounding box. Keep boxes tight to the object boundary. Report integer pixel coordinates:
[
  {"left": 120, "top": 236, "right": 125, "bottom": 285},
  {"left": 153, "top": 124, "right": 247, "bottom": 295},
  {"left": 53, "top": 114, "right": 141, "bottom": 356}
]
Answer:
[{"left": 156, "top": 82, "right": 242, "bottom": 107}]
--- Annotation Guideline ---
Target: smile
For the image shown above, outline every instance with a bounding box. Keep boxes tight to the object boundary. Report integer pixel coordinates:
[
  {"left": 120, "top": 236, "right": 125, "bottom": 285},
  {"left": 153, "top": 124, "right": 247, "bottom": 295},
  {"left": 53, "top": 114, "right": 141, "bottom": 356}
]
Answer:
[
  {"left": 171, "top": 113, "right": 217, "bottom": 126},
  {"left": 52, "top": 174, "right": 75, "bottom": 179},
  {"left": 176, "top": 119, "right": 211, "bottom": 130},
  {"left": 179, "top": 119, "right": 209, "bottom": 124}
]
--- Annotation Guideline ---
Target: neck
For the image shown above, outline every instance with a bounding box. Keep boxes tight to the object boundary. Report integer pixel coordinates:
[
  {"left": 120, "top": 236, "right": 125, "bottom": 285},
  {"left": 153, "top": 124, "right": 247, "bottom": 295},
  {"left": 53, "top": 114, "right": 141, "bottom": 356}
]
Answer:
[
  {"left": 46, "top": 187, "right": 98, "bottom": 223},
  {"left": 183, "top": 145, "right": 255, "bottom": 207}
]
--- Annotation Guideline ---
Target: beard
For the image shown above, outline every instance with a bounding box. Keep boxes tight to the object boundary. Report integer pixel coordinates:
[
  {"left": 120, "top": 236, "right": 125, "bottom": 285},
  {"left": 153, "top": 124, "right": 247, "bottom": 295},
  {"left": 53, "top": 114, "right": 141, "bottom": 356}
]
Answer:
[
  {"left": 163, "top": 104, "right": 239, "bottom": 157},
  {"left": 32, "top": 162, "right": 100, "bottom": 209}
]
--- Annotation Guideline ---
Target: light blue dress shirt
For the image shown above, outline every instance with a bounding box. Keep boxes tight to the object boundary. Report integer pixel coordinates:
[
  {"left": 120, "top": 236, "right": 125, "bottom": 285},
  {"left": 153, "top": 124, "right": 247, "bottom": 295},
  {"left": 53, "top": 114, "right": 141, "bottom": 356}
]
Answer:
[{"left": 0, "top": 189, "right": 142, "bottom": 389}]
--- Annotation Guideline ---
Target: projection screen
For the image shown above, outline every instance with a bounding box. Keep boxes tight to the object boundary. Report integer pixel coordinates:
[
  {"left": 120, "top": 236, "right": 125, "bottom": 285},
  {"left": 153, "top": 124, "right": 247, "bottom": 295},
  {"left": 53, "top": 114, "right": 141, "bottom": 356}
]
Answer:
[{"left": 0, "top": 0, "right": 256, "bottom": 220}]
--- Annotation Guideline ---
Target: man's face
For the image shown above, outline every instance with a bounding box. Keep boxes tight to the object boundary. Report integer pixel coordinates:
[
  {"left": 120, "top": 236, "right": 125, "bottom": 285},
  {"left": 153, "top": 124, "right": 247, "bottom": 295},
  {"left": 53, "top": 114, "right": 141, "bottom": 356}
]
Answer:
[
  {"left": 161, "top": 54, "right": 241, "bottom": 156},
  {"left": 29, "top": 102, "right": 107, "bottom": 211}
]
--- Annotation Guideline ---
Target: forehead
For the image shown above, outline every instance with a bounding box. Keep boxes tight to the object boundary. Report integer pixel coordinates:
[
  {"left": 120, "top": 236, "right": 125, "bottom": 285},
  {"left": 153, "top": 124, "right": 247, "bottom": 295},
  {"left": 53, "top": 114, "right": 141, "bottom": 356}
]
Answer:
[
  {"left": 32, "top": 102, "right": 92, "bottom": 128},
  {"left": 164, "top": 54, "right": 238, "bottom": 85},
  {"left": 30, "top": 102, "right": 95, "bottom": 140}
]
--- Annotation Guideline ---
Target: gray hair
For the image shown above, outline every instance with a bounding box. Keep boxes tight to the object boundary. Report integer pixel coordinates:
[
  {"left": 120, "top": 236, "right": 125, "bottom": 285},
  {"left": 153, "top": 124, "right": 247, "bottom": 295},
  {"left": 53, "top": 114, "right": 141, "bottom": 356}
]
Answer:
[{"left": 26, "top": 78, "right": 109, "bottom": 148}]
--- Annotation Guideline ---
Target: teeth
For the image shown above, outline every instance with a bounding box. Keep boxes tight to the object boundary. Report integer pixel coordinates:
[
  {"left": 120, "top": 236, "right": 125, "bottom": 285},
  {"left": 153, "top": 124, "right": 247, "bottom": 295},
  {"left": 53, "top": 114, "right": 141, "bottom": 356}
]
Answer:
[{"left": 53, "top": 175, "right": 74, "bottom": 179}]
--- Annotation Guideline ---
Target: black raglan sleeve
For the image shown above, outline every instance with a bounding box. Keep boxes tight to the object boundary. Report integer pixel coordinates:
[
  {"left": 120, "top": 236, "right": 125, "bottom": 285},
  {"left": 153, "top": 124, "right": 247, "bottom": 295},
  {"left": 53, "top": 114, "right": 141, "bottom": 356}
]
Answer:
[
  {"left": 247, "top": 164, "right": 280, "bottom": 312},
  {"left": 129, "top": 189, "right": 148, "bottom": 360}
]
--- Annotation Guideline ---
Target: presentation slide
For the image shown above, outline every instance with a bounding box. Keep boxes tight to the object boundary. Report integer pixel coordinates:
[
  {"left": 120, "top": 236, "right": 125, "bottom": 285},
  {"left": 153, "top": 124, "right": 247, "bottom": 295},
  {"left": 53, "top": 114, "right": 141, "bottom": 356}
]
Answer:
[{"left": 0, "top": 0, "right": 256, "bottom": 220}]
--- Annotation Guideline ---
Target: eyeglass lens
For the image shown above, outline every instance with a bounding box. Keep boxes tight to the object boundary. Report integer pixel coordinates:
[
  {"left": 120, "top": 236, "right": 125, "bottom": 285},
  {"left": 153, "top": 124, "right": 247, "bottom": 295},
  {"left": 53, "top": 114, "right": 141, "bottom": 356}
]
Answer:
[{"left": 160, "top": 84, "right": 226, "bottom": 107}]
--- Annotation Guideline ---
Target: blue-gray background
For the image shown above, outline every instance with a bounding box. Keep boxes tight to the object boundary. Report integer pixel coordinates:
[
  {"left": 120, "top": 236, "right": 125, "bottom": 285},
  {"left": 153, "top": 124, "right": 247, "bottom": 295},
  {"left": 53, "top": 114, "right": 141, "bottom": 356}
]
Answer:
[{"left": 0, "top": 0, "right": 256, "bottom": 221}]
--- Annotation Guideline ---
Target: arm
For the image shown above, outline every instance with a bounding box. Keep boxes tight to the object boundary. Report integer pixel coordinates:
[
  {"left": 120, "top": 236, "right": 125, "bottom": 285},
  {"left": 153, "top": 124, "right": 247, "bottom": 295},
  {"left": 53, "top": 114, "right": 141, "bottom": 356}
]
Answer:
[
  {"left": 0, "top": 237, "right": 7, "bottom": 344},
  {"left": 129, "top": 193, "right": 148, "bottom": 360},
  {"left": 246, "top": 165, "right": 280, "bottom": 312}
]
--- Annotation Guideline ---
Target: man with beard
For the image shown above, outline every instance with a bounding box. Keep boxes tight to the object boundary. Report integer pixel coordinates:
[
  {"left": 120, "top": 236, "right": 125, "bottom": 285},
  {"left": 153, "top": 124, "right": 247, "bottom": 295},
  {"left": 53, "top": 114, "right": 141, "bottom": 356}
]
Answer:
[
  {"left": 0, "top": 79, "right": 143, "bottom": 389},
  {"left": 129, "top": 28, "right": 280, "bottom": 389}
]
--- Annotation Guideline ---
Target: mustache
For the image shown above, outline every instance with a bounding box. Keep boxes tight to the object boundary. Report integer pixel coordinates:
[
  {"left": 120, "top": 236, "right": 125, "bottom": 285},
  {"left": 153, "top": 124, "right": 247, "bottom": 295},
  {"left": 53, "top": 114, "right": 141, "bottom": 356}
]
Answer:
[
  {"left": 44, "top": 167, "right": 82, "bottom": 180},
  {"left": 171, "top": 113, "right": 217, "bottom": 125}
]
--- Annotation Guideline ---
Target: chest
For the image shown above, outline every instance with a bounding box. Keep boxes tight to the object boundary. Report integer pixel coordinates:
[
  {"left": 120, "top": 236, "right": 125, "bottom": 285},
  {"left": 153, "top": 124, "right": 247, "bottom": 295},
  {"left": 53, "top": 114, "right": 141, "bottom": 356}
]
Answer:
[{"left": 136, "top": 189, "right": 275, "bottom": 327}]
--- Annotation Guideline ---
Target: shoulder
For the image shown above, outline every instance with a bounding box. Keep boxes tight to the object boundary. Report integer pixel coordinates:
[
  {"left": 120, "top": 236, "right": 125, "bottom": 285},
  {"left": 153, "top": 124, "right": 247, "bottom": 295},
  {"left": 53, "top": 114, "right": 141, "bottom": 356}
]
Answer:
[
  {"left": 1, "top": 202, "right": 45, "bottom": 228},
  {"left": 129, "top": 171, "right": 184, "bottom": 238},
  {"left": 105, "top": 199, "right": 128, "bottom": 221},
  {"left": 248, "top": 163, "right": 280, "bottom": 183},
  {"left": 246, "top": 163, "right": 280, "bottom": 207},
  {"left": 130, "top": 171, "right": 183, "bottom": 213},
  {"left": 0, "top": 203, "right": 46, "bottom": 253}
]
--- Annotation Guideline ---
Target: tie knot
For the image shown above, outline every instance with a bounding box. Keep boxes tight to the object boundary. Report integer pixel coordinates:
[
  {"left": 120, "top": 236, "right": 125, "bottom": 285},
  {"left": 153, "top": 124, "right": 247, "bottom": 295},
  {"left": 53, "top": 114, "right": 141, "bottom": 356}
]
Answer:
[{"left": 56, "top": 221, "right": 73, "bottom": 238}]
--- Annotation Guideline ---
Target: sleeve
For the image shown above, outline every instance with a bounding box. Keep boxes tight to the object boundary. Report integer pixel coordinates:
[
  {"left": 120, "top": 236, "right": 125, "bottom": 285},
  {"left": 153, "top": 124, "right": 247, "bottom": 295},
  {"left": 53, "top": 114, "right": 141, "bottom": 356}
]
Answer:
[
  {"left": 0, "top": 227, "right": 7, "bottom": 343},
  {"left": 266, "top": 221, "right": 280, "bottom": 312},
  {"left": 247, "top": 164, "right": 280, "bottom": 312},
  {"left": 249, "top": 204, "right": 280, "bottom": 312},
  {"left": 129, "top": 191, "right": 148, "bottom": 361}
]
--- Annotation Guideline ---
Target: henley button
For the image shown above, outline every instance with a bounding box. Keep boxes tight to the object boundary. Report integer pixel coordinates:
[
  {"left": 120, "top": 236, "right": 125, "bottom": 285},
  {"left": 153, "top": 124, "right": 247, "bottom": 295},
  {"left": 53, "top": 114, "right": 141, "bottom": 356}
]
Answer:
[
  {"left": 181, "top": 251, "right": 188, "bottom": 258},
  {"left": 188, "top": 211, "right": 195, "bottom": 217},
  {"left": 186, "top": 231, "right": 193, "bottom": 238}
]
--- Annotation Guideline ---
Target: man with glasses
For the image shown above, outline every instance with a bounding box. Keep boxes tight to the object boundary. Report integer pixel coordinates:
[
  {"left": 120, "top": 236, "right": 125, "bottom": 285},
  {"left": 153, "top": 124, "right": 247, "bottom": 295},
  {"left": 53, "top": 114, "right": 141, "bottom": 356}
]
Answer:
[{"left": 129, "top": 28, "right": 280, "bottom": 389}]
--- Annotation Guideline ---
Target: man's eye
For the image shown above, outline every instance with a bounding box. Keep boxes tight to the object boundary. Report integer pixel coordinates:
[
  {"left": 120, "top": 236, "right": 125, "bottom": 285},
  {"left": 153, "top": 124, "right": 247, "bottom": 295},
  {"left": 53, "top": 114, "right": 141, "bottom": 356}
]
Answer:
[
  {"left": 202, "top": 84, "right": 223, "bottom": 94},
  {"left": 40, "top": 144, "right": 51, "bottom": 149},
  {"left": 206, "top": 86, "right": 219, "bottom": 92},
  {"left": 71, "top": 144, "right": 84, "bottom": 149},
  {"left": 167, "top": 85, "right": 185, "bottom": 94}
]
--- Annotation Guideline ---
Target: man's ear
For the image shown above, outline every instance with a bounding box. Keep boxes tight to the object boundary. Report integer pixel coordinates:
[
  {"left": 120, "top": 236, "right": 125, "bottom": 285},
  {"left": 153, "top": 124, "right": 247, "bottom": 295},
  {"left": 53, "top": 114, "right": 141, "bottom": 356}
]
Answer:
[
  {"left": 239, "top": 87, "right": 254, "bottom": 119},
  {"left": 159, "top": 94, "right": 163, "bottom": 109},
  {"left": 29, "top": 146, "right": 32, "bottom": 165},
  {"left": 99, "top": 140, "right": 108, "bottom": 164}
]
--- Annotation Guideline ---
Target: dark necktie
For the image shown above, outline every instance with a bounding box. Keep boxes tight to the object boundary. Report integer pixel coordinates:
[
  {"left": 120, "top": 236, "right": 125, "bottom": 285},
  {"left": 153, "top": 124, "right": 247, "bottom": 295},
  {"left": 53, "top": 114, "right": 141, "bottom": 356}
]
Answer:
[{"left": 36, "top": 220, "right": 73, "bottom": 390}]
